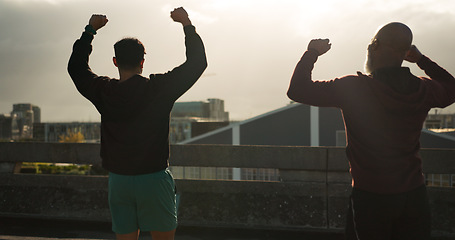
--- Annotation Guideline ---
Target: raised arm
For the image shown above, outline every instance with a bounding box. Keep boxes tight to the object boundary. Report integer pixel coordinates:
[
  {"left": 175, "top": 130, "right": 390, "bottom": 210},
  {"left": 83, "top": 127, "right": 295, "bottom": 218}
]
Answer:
[
  {"left": 152, "top": 7, "right": 208, "bottom": 101},
  {"left": 287, "top": 39, "right": 343, "bottom": 107},
  {"left": 406, "top": 45, "right": 455, "bottom": 107},
  {"left": 67, "top": 14, "right": 109, "bottom": 102}
]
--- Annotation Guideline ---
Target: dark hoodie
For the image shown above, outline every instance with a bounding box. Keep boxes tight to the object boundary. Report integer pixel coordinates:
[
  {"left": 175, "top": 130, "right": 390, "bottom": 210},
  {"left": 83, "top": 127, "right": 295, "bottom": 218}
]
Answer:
[
  {"left": 288, "top": 49, "right": 455, "bottom": 194},
  {"left": 68, "top": 25, "right": 207, "bottom": 175}
]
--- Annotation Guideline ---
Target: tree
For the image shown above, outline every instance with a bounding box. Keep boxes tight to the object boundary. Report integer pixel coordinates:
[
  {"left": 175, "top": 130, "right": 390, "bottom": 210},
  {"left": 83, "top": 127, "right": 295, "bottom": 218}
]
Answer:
[{"left": 58, "top": 131, "right": 85, "bottom": 143}]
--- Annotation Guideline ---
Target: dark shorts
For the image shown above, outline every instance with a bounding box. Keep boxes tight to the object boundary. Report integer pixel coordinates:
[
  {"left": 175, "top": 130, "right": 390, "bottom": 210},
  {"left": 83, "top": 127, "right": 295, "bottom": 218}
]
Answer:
[
  {"left": 108, "top": 169, "right": 177, "bottom": 234},
  {"left": 345, "top": 184, "right": 431, "bottom": 240}
]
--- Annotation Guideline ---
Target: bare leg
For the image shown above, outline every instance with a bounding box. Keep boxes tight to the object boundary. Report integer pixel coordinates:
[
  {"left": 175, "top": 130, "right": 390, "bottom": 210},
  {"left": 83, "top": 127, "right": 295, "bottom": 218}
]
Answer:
[
  {"left": 150, "top": 229, "right": 176, "bottom": 240},
  {"left": 116, "top": 229, "right": 140, "bottom": 240}
]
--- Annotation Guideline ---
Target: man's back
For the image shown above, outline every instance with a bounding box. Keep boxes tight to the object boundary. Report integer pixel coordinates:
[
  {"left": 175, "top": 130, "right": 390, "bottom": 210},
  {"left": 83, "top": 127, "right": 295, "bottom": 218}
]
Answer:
[
  {"left": 68, "top": 23, "right": 207, "bottom": 176},
  {"left": 287, "top": 40, "right": 455, "bottom": 194}
]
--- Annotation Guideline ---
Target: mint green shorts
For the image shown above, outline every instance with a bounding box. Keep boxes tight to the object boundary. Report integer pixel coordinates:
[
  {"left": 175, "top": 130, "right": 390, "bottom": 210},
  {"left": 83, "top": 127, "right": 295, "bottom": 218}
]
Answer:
[{"left": 108, "top": 169, "right": 177, "bottom": 234}]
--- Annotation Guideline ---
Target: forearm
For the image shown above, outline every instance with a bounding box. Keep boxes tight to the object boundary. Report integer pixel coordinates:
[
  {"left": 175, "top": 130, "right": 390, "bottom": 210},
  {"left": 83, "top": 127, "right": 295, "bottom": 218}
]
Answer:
[
  {"left": 67, "top": 30, "right": 99, "bottom": 97},
  {"left": 418, "top": 55, "right": 455, "bottom": 107},
  {"left": 155, "top": 25, "right": 207, "bottom": 100},
  {"left": 287, "top": 49, "right": 318, "bottom": 102},
  {"left": 183, "top": 25, "right": 207, "bottom": 72},
  {"left": 417, "top": 55, "right": 455, "bottom": 84}
]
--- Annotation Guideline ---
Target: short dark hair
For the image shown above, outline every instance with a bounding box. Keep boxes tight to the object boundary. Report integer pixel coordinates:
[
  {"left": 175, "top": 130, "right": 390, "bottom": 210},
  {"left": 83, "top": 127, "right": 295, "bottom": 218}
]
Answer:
[{"left": 114, "top": 38, "right": 146, "bottom": 70}]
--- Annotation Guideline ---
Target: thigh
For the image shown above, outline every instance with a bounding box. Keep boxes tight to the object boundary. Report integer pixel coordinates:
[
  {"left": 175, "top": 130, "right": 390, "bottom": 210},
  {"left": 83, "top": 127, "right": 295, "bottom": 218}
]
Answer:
[
  {"left": 391, "top": 185, "right": 431, "bottom": 240},
  {"left": 108, "top": 173, "right": 139, "bottom": 234},
  {"left": 135, "top": 169, "right": 177, "bottom": 232},
  {"left": 150, "top": 229, "right": 176, "bottom": 240},
  {"left": 346, "top": 189, "right": 397, "bottom": 240}
]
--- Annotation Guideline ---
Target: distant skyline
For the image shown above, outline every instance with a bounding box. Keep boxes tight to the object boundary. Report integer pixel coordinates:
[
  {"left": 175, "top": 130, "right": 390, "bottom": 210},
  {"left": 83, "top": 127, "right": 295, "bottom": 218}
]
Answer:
[{"left": 1, "top": 0, "right": 455, "bottom": 122}]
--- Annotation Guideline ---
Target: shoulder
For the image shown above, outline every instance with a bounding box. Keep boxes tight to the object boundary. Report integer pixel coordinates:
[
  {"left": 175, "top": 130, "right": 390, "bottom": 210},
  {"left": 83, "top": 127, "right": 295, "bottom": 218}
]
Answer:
[{"left": 329, "top": 72, "right": 368, "bottom": 85}]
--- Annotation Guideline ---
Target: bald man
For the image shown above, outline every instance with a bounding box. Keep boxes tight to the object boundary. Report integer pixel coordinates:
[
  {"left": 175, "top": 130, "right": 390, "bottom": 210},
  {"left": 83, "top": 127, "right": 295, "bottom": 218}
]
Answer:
[{"left": 287, "top": 22, "right": 455, "bottom": 239}]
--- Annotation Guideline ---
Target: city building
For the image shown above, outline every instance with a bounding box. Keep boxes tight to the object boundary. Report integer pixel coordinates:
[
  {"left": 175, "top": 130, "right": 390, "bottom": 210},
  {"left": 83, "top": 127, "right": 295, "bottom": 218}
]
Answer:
[
  {"left": 179, "top": 103, "right": 455, "bottom": 186},
  {"left": 33, "top": 122, "right": 101, "bottom": 143},
  {"left": 424, "top": 111, "right": 455, "bottom": 129},
  {"left": 181, "top": 103, "right": 455, "bottom": 148},
  {"left": 0, "top": 103, "right": 41, "bottom": 140},
  {"left": 0, "top": 114, "right": 14, "bottom": 140},
  {"left": 11, "top": 104, "right": 36, "bottom": 139},
  {"left": 169, "top": 98, "right": 230, "bottom": 143},
  {"left": 171, "top": 98, "right": 229, "bottom": 121}
]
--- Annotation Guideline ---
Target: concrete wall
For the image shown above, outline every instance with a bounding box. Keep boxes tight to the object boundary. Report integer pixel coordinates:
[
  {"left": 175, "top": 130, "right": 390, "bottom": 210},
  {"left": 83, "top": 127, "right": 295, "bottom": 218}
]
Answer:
[{"left": 0, "top": 143, "right": 454, "bottom": 235}]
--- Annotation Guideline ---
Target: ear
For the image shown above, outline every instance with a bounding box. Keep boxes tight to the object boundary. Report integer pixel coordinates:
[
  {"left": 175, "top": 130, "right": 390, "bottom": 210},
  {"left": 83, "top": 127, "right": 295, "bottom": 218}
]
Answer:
[
  {"left": 371, "top": 39, "right": 379, "bottom": 51},
  {"left": 113, "top": 57, "right": 118, "bottom": 67},
  {"left": 140, "top": 59, "right": 145, "bottom": 69}
]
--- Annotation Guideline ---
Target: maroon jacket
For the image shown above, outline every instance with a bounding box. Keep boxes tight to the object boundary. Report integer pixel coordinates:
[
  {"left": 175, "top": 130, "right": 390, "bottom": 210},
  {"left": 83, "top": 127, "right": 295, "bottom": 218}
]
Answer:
[{"left": 288, "top": 49, "right": 455, "bottom": 194}]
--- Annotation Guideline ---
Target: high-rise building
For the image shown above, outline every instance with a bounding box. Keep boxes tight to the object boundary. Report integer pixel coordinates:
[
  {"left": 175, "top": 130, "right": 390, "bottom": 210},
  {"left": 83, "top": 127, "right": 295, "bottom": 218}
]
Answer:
[
  {"left": 11, "top": 104, "right": 34, "bottom": 139},
  {"left": 169, "top": 98, "right": 230, "bottom": 143},
  {"left": 32, "top": 105, "right": 41, "bottom": 123},
  {"left": 0, "top": 114, "right": 13, "bottom": 140},
  {"left": 171, "top": 98, "right": 229, "bottom": 121},
  {"left": 8, "top": 103, "right": 41, "bottom": 139}
]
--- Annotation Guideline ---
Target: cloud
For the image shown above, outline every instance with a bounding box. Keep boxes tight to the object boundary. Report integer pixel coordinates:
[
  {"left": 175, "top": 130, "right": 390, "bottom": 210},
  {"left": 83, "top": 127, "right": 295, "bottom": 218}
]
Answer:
[
  {"left": 1, "top": 0, "right": 455, "bottom": 122},
  {"left": 3, "top": 0, "right": 78, "bottom": 5}
]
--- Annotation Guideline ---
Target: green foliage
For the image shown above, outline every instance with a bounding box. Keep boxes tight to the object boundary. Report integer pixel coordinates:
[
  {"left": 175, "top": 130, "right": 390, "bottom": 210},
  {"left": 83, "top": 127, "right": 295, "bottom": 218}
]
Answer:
[
  {"left": 59, "top": 131, "right": 85, "bottom": 143},
  {"left": 20, "top": 162, "right": 96, "bottom": 175}
]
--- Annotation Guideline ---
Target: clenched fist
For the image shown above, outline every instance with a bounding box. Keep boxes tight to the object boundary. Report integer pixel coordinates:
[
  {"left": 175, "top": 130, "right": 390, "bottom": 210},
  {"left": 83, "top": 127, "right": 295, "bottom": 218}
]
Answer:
[
  {"left": 89, "top": 14, "right": 108, "bottom": 31},
  {"left": 308, "top": 39, "right": 331, "bottom": 56},
  {"left": 171, "top": 7, "right": 191, "bottom": 26}
]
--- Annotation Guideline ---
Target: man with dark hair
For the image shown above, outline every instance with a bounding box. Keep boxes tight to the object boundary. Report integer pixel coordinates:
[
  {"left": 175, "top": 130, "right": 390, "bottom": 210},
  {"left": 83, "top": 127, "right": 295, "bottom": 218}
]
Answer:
[
  {"left": 113, "top": 38, "right": 146, "bottom": 70},
  {"left": 68, "top": 7, "right": 207, "bottom": 240},
  {"left": 287, "top": 22, "right": 455, "bottom": 239}
]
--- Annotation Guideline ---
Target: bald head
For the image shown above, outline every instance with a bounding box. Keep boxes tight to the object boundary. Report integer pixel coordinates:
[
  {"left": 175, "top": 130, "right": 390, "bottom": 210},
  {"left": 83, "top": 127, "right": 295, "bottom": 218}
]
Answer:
[
  {"left": 374, "top": 22, "right": 413, "bottom": 53},
  {"left": 365, "top": 22, "right": 413, "bottom": 73}
]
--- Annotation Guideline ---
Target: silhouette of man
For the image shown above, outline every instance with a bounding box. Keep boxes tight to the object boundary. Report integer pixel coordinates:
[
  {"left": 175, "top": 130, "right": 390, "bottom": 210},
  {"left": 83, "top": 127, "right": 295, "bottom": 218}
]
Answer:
[
  {"left": 68, "top": 7, "right": 207, "bottom": 240},
  {"left": 287, "top": 22, "right": 455, "bottom": 240}
]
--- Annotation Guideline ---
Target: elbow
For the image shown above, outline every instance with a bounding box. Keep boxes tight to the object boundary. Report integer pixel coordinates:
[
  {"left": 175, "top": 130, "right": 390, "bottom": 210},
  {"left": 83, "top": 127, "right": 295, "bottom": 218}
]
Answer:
[
  {"left": 287, "top": 88, "right": 304, "bottom": 103},
  {"left": 286, "top": 88, "right": 297, "bottom": 101},
  {"left": 198, "top": 56, "right": 208, "bottom": 74},
  {"left": 67, "top": 63, "right": 75, "bottom": 78},
  {"left": 202, "top": 59, "right": 208, "bottom": 71},
  {"left": 201, "top": 53, "right": 208, "bottom": 69}
]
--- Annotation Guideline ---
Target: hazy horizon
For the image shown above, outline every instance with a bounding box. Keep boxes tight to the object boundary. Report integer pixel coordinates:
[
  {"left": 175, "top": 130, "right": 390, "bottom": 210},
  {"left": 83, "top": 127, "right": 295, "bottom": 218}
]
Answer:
[{"left": 1, "top": 0, "right": 455, "bottom": 122}]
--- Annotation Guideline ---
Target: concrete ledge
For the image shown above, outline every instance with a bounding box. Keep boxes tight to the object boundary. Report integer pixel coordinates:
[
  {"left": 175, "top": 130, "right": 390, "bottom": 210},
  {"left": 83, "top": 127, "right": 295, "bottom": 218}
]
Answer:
[
  {"left": 171, "top": 144, "right": 328, "bottom": 169},
  {"left": 0, "top": 143, "right": 454, "bottom": 235}
]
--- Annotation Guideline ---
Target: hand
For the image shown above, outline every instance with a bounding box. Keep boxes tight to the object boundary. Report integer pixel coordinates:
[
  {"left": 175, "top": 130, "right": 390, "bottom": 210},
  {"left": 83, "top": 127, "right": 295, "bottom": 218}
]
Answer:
[
  {"left": 89, "top": 14, "right": 108, "bottom": 31},
  {"left": 405, "top": 45, "right": 423, "bottom": 63},
  {"left": 171, "top": 7, "right": 192, "bottom": 26},
  {"left": 307, "top": 39, "right": 331, "bottom": 56}
]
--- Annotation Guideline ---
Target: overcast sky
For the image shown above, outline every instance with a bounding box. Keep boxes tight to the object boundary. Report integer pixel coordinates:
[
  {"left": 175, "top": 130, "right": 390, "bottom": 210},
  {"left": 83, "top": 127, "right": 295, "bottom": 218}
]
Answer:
[{"left": 1, "top": 0, "right": 455, "bottom": 122}]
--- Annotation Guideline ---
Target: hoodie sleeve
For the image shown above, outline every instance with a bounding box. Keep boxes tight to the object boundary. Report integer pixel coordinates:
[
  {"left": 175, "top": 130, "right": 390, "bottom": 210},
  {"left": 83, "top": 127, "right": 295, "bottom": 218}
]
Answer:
[
  {"left": 67, "top": 31, "right": 110, "bottom": 106},
  {"left": 150, "top": 25, "right": 208, "bottom": 102},
  {"left": 417, "top": 55, "right": 455, "bottom": 108},
  {"left": 287, "top": 49, "right": 345, "bottom": 108}
]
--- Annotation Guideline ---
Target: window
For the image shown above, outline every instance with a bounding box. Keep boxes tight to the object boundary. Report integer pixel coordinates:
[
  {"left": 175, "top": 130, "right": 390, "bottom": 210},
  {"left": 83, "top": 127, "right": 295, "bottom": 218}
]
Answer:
[
  {"left": 200, "top": 167, "right": 217, "bottom": 180},
  {"left": 184, "top": 167, "right": 200, "bottom": 179},
  {"left": 426, "top": 173, "right": 451, "bottom": 187},
  {"left": 216, "top": 167, "right": 232, "bottom": 180},
  {"left": 241, "top": 168, "right": 279, "bottom": 181},
  {"left": 169, "top": 166, "right": 184, "bottom": 179}
]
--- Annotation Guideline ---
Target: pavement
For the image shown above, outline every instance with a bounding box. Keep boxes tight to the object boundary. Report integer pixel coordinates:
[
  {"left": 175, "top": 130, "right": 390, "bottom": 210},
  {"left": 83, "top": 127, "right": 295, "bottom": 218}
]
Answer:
[
  {"left": 3, "top": 217, "right": 454, "bottom": 240},
  {"left": 0, "top": 217, "right": 344, "bottom": 240}
]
